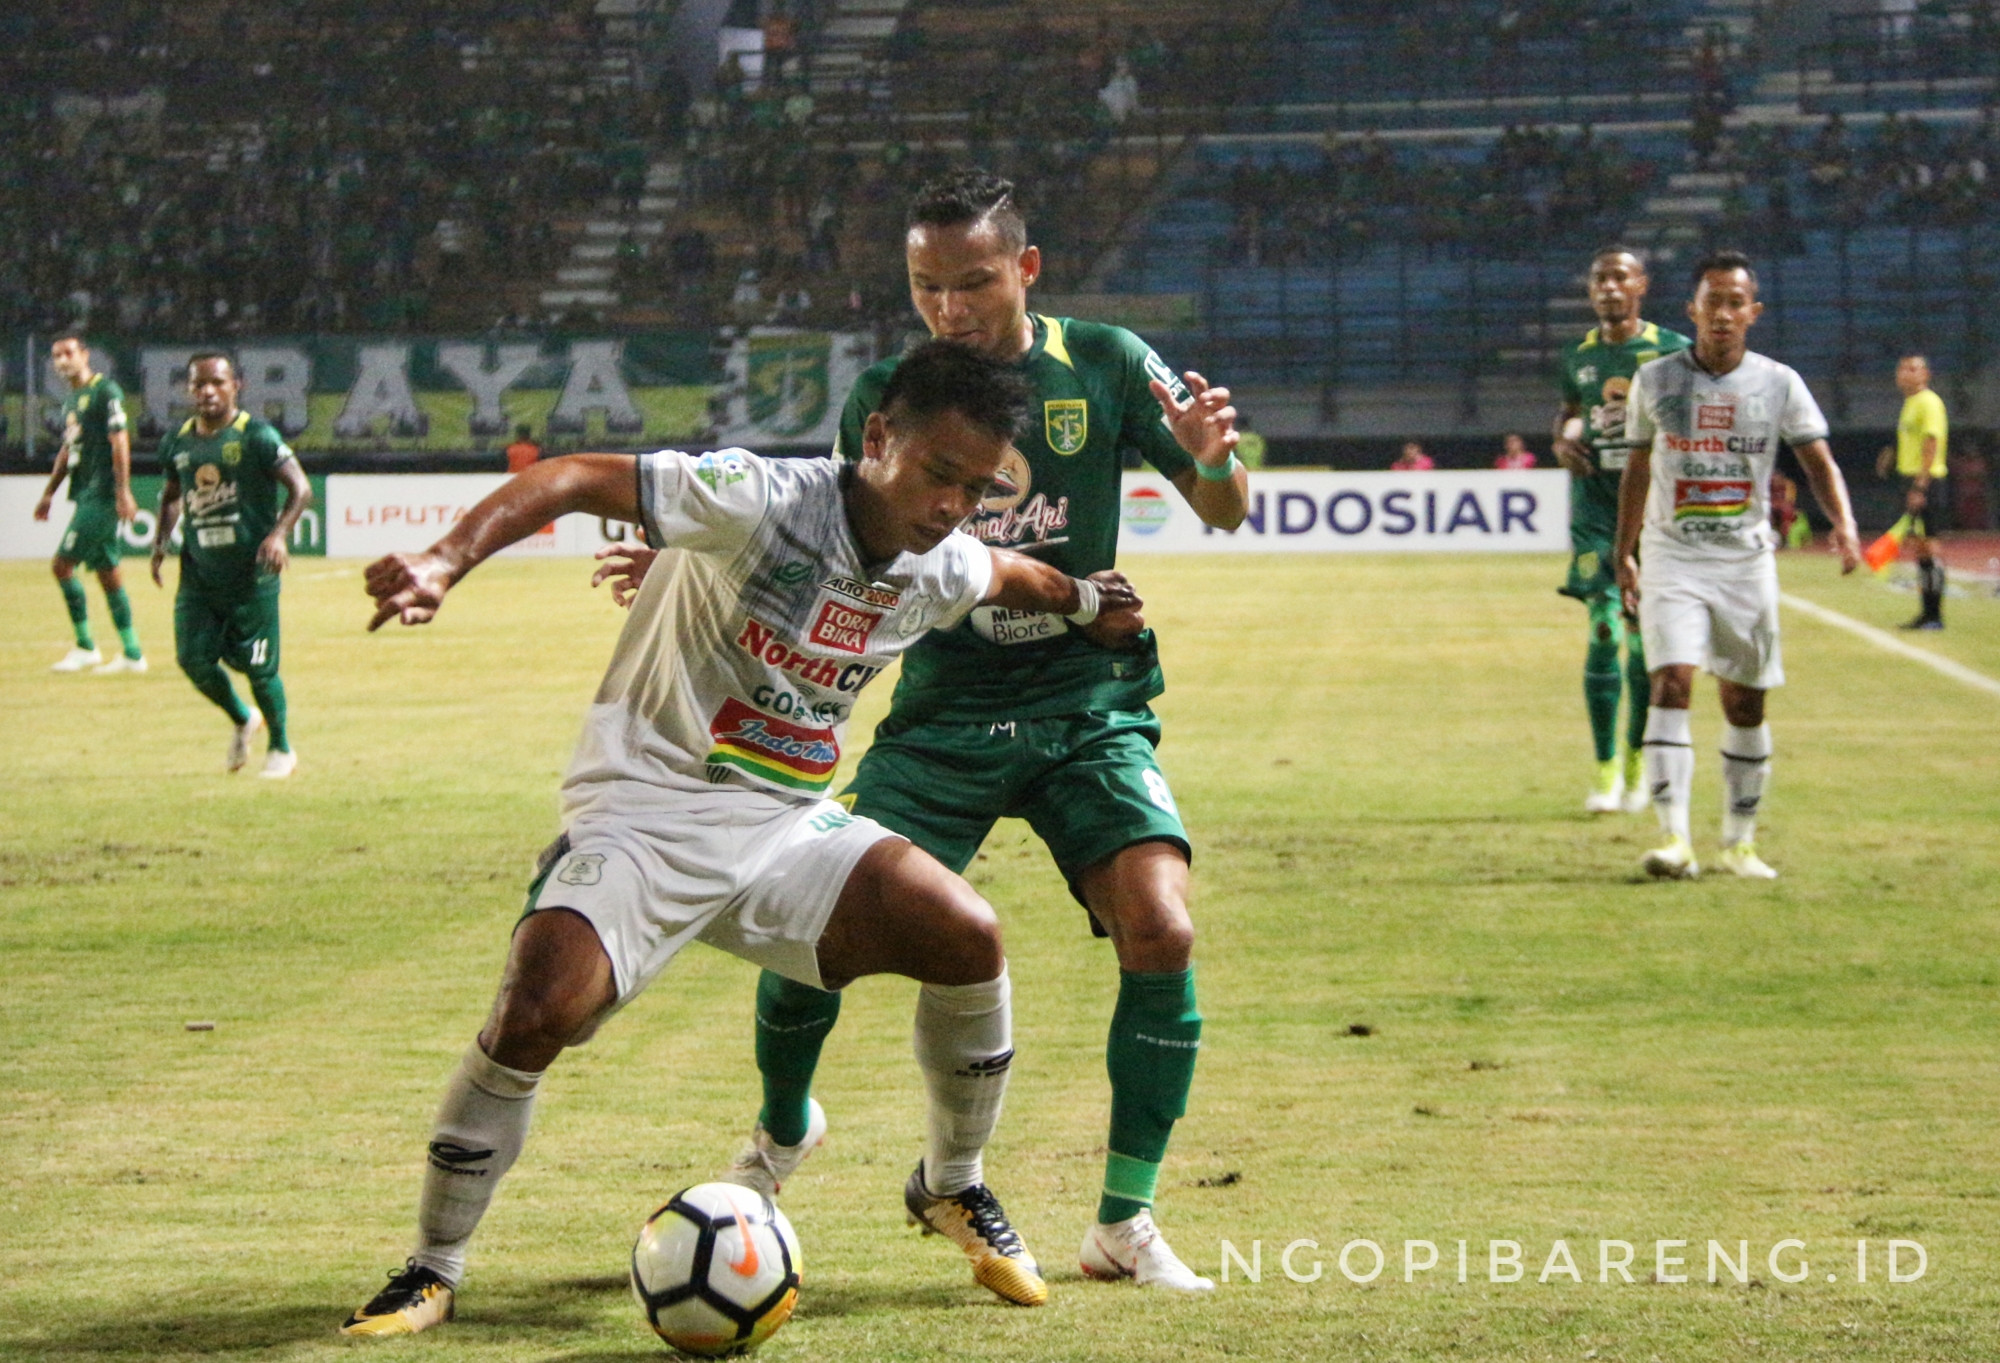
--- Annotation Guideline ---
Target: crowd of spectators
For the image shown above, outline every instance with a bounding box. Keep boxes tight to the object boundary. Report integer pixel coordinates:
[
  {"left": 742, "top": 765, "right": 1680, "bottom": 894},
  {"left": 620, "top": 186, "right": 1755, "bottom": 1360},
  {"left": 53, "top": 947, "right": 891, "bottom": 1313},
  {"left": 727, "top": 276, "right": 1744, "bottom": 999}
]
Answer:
[
  {"left": 0, "top": 0, "right": 668, "bottom": 337},
  {"left": 1691, "top": 106, "right": 2000, "bottom": 255},
  {"left": 1221, "top": 126, "right": 1655, "bottom": 265}
]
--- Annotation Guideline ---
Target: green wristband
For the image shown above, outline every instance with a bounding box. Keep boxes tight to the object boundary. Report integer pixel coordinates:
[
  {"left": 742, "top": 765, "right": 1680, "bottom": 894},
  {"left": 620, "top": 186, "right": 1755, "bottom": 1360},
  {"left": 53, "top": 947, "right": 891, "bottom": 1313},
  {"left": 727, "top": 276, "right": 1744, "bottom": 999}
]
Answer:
[{"left": 1196, "top": 453, "right": 1242, "bottom": 482}]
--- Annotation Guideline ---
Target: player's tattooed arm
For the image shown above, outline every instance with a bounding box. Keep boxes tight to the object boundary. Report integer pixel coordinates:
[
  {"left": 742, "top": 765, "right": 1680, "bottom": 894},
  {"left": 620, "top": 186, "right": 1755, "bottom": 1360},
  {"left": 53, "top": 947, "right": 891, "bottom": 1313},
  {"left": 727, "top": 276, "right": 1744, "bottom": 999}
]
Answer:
[
  {"left": 150, "top": 471, "right": 182, "bottom": 588},
  {"left": 592, "top": 541, "right": 658, "bottom": 608},
  {"left": 367, "top": 454, "right": 641, "bottom": 630},
  {"left": 1156, "top": 370, "right": 1250, "bottom": 531},
  {"left": 1791, "top": 438, "right": 1861, "bottom": 573}
]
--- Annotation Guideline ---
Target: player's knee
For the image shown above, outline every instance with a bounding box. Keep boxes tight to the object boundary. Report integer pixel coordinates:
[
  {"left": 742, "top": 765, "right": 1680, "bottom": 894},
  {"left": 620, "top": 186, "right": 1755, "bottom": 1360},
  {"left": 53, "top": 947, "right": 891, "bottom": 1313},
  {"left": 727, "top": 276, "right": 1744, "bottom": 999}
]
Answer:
[
  {"left": 931, "top": 890, "right": 1004, "bottom": 986},
  {"left": 488, "top": 968, "right": 604, "bottom": 1056},
  {"left": 1120, "top": 898, "right": 1195, "bottom": 966}
]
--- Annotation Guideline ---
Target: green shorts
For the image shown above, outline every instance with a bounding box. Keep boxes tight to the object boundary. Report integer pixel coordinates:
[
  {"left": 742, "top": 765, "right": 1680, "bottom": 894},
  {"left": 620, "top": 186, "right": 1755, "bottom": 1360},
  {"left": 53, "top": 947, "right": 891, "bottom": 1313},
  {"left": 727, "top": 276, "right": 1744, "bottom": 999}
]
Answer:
[
  {"left": 1560, "top": 534, "right": 1620, "bottom": 603},
  {"left": 175, "top": 585, "right": 282, "bottom": 680},
  {"left": 841, "top": 707, "right": 1190, "bottom": 930},
  {"left": 58, "top": 498, "right": 123, "bottom": 572}
]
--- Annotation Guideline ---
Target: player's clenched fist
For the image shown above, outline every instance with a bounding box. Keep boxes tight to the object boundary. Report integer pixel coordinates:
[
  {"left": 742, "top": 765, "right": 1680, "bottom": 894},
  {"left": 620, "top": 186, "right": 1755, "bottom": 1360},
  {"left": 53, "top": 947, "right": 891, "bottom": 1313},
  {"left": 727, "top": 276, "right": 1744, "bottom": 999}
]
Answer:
[
  {"left": 366, "top": 551, "right": 456, "bottom": 631},
  {"left": 1078, "top": 569, "right": 1145, "bottom": 650}
]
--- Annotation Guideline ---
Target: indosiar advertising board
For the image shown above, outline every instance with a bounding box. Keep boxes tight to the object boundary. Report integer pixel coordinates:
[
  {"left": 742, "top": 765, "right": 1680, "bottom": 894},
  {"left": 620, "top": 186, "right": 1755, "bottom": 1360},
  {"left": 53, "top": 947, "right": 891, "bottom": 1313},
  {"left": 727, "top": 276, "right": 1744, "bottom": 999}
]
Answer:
[{"left": 1117, "top": 470, "right": 1570, "bottom": 554}]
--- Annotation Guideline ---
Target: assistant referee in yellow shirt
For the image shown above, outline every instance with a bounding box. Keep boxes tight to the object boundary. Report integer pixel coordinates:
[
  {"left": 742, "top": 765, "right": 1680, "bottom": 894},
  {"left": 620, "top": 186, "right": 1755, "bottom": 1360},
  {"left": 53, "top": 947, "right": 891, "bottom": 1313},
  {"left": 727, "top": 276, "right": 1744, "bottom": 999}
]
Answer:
[{"left": 1876, "top": 354, "right": 1948, "bottom": 629}]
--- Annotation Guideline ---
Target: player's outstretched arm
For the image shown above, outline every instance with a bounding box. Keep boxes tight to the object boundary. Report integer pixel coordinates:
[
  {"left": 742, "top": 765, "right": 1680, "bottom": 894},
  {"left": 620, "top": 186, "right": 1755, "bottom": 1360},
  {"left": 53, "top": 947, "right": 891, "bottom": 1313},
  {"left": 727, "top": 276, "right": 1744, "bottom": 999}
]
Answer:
[
  {"left": 1792, "top": 439, "right": 1861, "bottom": 573},
  {"left": 985, "top": 551, "right": 1145, "bottom": 649},
  {"left": 1156, "top": 371, "right": 1250, "bottom": 531},
  {"left": 367, "top": 454, "right": 640, "bottom": 630}
]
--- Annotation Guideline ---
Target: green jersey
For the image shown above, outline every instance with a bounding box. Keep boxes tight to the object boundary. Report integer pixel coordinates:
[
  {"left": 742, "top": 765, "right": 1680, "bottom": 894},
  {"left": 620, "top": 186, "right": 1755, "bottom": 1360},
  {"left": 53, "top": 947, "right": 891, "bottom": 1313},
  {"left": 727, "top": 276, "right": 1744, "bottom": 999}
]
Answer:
[
  {"left": 60, "top": 374, "right": 129, "bottom": 502},
  {"left": 160, "top": 410, "right": 298, "bottom": 597},
  {"left": 835, "top": 315, "right": 1197, "bottom": 724},
  {"left": 1557, "top": 321, "right": 1691, "bottom": 542}
]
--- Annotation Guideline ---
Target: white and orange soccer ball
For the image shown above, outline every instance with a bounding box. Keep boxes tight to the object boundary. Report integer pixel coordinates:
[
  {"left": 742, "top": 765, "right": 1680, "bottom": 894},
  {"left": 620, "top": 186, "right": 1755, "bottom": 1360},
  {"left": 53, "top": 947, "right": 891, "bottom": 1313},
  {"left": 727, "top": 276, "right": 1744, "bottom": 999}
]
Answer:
[{"left": 631, "top": 1183, "right": 802, "bottom": 1356}]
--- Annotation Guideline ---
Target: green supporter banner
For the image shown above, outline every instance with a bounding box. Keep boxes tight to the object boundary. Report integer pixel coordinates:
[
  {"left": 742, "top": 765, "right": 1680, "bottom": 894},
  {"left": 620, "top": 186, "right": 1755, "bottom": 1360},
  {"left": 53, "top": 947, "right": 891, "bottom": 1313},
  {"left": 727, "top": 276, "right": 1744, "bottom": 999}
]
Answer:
[
  {"left": 4, "top": 334, "right": 716, "bottom": 454},
  {"left": 124, "top": 473, "right": 328, "bottom": 558}
]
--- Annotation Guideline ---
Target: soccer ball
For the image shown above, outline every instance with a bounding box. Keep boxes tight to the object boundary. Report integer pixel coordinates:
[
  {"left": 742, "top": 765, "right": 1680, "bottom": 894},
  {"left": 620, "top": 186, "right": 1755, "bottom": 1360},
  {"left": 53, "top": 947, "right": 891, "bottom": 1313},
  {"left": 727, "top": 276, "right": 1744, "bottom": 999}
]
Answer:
[{"left": 631, "top": 1183, "right": 802, "bottom": 1356}]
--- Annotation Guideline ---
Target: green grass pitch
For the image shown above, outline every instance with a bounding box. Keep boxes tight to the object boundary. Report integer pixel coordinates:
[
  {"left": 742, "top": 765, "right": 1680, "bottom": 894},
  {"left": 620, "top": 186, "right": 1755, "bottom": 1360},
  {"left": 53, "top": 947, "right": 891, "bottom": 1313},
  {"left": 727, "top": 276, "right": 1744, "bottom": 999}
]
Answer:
[{"left": 2, "top": 550, "right": 1996, "bottom": 1362}]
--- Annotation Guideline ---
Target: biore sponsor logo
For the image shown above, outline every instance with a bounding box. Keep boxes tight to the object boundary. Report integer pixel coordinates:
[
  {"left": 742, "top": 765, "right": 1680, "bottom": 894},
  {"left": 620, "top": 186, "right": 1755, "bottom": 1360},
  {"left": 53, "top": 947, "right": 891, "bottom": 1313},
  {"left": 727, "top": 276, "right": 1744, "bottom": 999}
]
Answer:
[
  {"left": 1228, "top": 488, "right": 1541, "bottom": 538},
  {"left": 1122, "top": 485, "right": 1171, "bottom": 534},
  {"left": 1662, "top": 434, "right": 1770, "bottom": 455},
  {"left": 976, "top": 493, "right": 1070, "bottom": 546},
  {"left": 735, "top": 617, "right": 881, "bottom": 693},
  {"left": 1215, "top": 1237, "right": 1929, "bottom": 1287},
  {"left": 970, "top": 606, "right": 1066, "bottom": 646},
  {"left": 707, "top": 697, "right": 840, "bottom": 780}
]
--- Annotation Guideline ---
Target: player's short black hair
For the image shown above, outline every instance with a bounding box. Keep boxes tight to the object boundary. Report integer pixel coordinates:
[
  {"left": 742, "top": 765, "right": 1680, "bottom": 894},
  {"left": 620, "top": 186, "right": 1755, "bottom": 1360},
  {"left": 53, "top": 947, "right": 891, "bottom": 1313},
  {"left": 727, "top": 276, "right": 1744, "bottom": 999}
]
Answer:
[
  {"left": 1692, "top": 248, "right": 1758, "bottom": 293},
  {"left": 187, "top": 350, "right": 236, "bottom": 378},
  {"left": 1591, "top": 244, "right": 1647, "bottom": 270},
  {"left": 878, "top": 339, "right": 1030, "bottom": 445},
  {"left": 50, "top": 329, "right": 88, "bottom": 349},
  {"left": 906, "top": 170, "right": 1028, "bottom": 251}
]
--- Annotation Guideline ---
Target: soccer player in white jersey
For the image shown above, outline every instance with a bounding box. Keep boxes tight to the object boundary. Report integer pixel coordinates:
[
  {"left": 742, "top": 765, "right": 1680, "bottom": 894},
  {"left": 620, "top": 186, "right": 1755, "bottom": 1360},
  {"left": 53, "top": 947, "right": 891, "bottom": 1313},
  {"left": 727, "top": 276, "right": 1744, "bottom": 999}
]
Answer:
[
  {"left": 1614, "top": 250, "right": 1861, "bottom": 880},
  {"left": 341, "top": 342, "right": 1142, "bottom": 1336}
]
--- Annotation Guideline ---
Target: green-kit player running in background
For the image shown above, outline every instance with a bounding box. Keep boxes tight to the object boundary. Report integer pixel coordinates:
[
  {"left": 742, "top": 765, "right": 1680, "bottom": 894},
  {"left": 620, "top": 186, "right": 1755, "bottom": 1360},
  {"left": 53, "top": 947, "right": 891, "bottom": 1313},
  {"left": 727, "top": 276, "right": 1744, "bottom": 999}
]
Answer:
[
  {"left": 593, "top": 171, "right": 1248, "bottom": 1299},
  {"left": 33, "top": 332, "right": 147, "bottom": 674},
  {"left": 150, "top": 353, "right": 314, "bottom": 778},
  {"left": 1550, "top": 247, "right": 1690, "bottom": 815}
]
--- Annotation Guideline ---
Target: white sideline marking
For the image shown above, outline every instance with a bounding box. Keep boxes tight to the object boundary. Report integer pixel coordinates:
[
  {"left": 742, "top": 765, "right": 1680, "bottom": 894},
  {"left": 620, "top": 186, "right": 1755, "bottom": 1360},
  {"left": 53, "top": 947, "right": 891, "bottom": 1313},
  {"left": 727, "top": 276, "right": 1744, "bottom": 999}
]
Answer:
[{"left": 1781, "top": 593, "right": 2000, "bottom": 699}]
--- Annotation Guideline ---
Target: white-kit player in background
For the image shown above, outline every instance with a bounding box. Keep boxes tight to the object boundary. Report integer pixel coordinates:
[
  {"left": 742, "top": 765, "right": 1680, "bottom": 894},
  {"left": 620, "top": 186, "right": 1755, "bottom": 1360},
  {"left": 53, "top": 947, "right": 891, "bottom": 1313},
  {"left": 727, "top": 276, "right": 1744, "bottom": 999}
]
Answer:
[
  {"left": 340, "top": 341, "right": 1144, "bottom": 1337},
  {"left": 1614, "top": 249, "right": 1860, "bottom": 881}
]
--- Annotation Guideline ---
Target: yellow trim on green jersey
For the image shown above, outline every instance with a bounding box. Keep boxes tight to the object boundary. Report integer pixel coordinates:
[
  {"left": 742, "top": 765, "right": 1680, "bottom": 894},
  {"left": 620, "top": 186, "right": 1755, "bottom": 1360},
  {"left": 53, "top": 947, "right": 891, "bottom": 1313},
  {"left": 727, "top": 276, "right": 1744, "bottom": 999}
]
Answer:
[{"left": 1038, "top": 315, "right": 1075, "bottom": 371}]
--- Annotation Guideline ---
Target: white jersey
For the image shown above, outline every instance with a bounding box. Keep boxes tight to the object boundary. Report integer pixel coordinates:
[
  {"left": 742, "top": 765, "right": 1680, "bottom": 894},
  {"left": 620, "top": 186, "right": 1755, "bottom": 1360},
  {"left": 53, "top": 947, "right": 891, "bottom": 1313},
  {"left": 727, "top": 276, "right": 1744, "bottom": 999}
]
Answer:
[
  {"left": 561, "top": 449, "right": 992, "bottom": 817},
  {"left": 1628, "top": 347, "right": 1829, "bottom": 570}
]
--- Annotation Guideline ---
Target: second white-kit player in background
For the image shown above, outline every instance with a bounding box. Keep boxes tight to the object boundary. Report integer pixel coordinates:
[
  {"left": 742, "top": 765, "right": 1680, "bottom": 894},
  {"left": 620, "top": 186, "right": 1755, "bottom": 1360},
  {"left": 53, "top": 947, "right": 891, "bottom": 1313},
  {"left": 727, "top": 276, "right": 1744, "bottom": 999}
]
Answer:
[{"left": 1614, "top": 249, "right": 1860, "bottom": 881}]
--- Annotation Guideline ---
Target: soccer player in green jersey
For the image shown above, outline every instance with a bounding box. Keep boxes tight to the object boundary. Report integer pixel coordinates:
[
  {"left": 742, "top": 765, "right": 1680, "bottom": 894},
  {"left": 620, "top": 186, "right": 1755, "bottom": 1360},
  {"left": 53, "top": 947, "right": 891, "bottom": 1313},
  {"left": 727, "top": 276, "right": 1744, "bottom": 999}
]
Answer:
[
  {"left": 1551, "top": 247, "right": 1691, "bottom": 814},
  {"left": 636, "top": 170, "right": 1244, "bottom": 1299},
  {"left": 149, "top": 354, "right": 314, "bottom": 778},
  {"left": 32, "top": 332, "right": 147, "bottom": 674}
]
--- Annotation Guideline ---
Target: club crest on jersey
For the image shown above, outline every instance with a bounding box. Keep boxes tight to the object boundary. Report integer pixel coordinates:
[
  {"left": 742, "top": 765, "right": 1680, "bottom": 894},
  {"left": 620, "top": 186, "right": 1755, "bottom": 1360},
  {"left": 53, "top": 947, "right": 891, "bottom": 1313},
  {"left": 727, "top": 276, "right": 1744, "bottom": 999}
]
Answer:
[
  {"left": 1044, "top": 399, "right": 1087, "bottom": 455},
  {"left": 707, "top": 696, "right": 840, "bottom": 790},
  {"left": 221, "top": 441, "right": 242, "bottom": 466},
  {"left": 555, "top": 853, "right": 605, "bottom": 886}
]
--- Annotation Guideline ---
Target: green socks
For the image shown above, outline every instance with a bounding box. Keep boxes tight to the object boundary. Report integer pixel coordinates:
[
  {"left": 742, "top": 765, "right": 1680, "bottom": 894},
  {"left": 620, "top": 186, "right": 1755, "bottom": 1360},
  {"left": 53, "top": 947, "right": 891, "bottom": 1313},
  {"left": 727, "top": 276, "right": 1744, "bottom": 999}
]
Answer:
[
  {"left": 1583, "top": 597, "right": 1624, "bottom": 764},
  {"left": 60, "top": 577, "right": 94, "bottom": 649},
  {"left": 1099, "top": 967, "right": 1202, "bottom": 1225},
  {"left": 755, "top": 970, "right": 842, "bottom": 1146},
  {"left": 1623, "top": 635, "right": 1650, "bottom": 754},
  {"left": 250, "top": 675, "right": 290, "bottom": 753},
  {"left": 182, "top": 659, "right": 252, "bottom": 725},
  {"left": 105, "top": 585, "right": 142, "bottom": 660}
]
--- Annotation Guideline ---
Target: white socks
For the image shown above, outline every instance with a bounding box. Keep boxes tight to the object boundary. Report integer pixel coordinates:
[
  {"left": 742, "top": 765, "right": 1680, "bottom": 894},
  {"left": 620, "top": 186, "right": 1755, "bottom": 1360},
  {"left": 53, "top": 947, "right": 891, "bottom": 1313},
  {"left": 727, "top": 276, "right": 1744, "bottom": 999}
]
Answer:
[
  {"left": 1642, "top": 707, "right": 1694, "bottom": 843},
  {"left": 412, "top": 1042, "right": 543, "bottom": 1287},
  {"left": 1721, "top": 723, "right": 1772, "bottom": 846},
  {"left": 912, "top": 967, "right": 1013, "bottom": 1197}
]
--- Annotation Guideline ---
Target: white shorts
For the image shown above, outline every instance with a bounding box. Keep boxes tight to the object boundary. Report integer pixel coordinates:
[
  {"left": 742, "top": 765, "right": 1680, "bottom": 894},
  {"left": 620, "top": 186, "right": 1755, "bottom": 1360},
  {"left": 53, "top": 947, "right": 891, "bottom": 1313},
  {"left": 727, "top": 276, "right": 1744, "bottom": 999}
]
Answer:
[
  {"left": 527, "top": 782, "right": 897, "bottom": 1002},
  {"left": 1639, "top": 556, "right": 1784, "bottom": 689}
]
